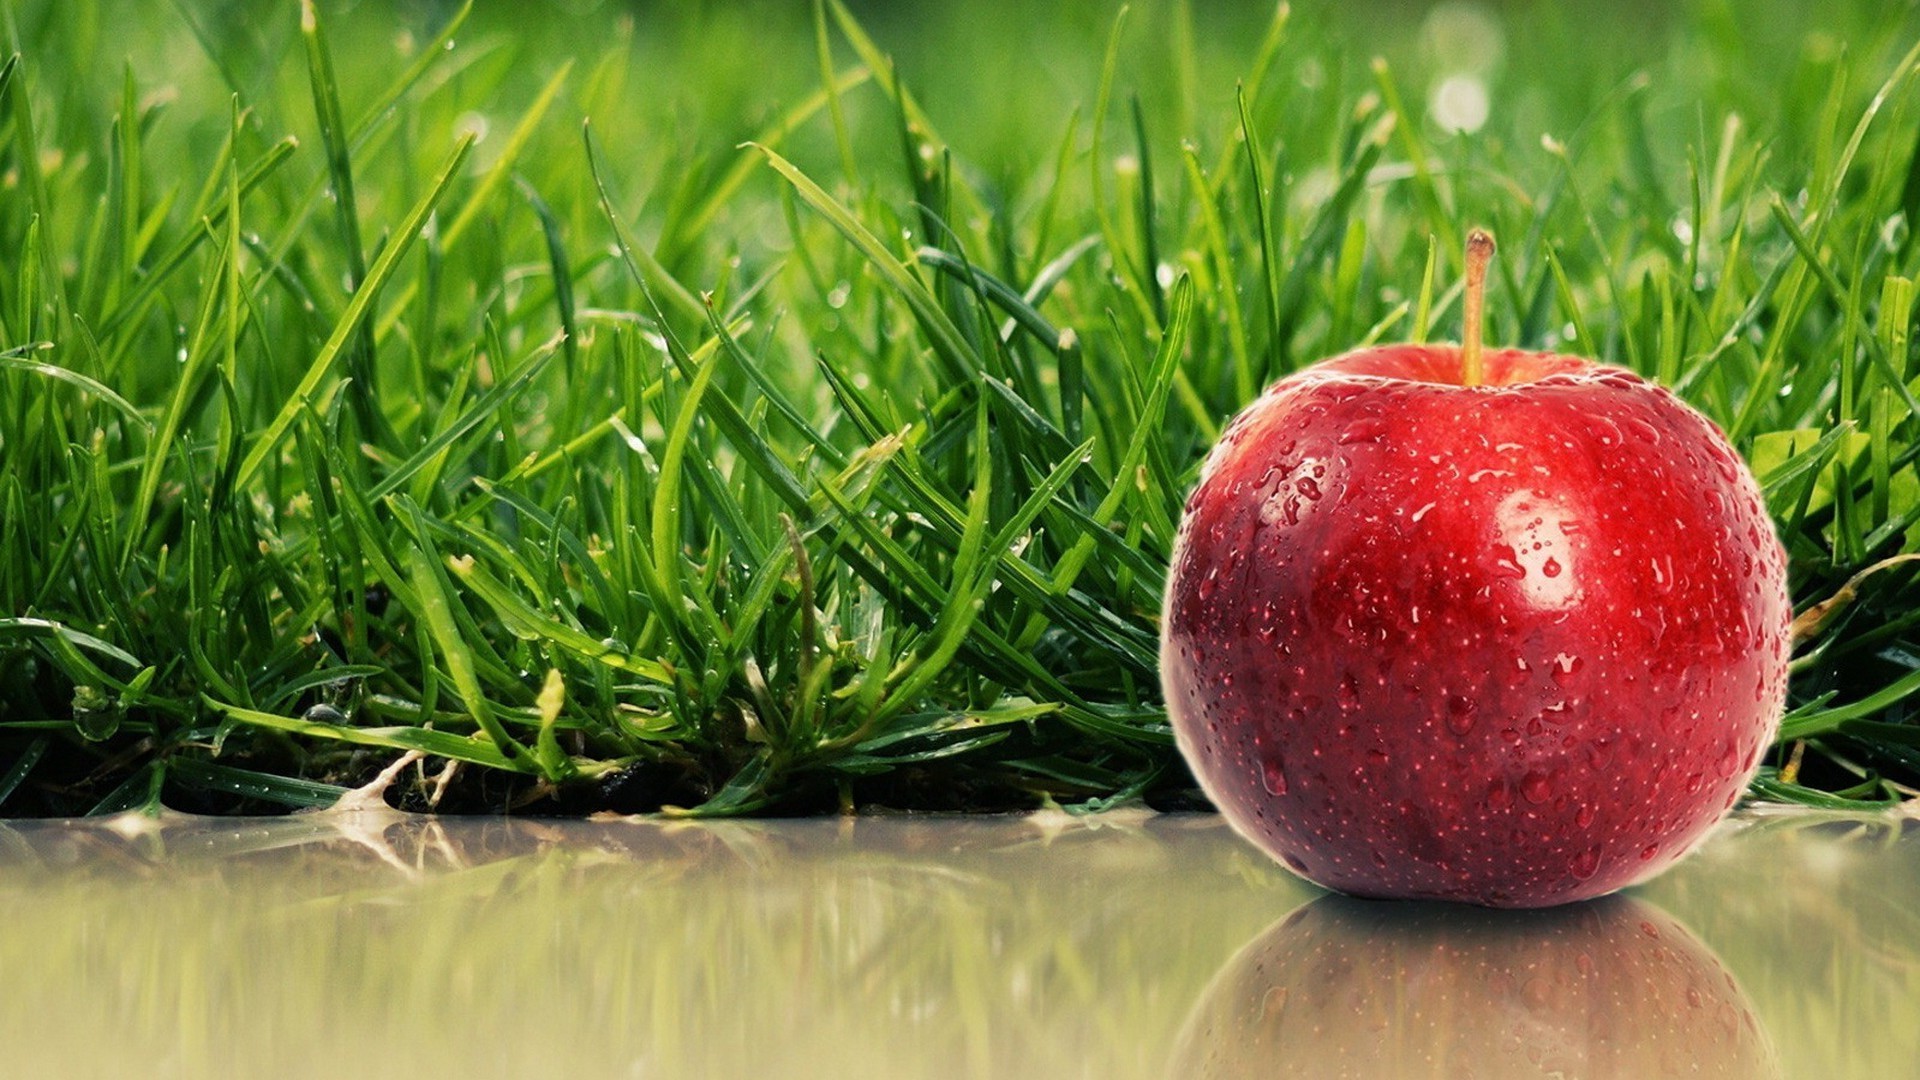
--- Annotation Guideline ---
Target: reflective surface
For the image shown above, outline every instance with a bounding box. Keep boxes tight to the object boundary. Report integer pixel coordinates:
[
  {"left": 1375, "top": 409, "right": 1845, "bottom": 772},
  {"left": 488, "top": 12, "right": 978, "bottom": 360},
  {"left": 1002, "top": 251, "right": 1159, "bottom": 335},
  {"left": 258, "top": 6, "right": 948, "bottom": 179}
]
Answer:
[
  {"left": 1176, "top": 896, "right": 1777, "bottom": 1078},
  {"left": 0, "top": 807, "right": 1912, "bottom": 1079}
]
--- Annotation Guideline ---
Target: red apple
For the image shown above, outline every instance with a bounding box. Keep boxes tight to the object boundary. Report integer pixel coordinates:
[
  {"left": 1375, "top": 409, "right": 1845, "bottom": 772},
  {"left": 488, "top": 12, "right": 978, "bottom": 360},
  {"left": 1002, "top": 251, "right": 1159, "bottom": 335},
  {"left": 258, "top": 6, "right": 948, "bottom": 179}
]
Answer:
[
  {"left": 1160, "top": 231, "right": 1790, "bottom": 907},
  {"left": 1171, "top": 894, "right": 1779, "bottom": 1078}
]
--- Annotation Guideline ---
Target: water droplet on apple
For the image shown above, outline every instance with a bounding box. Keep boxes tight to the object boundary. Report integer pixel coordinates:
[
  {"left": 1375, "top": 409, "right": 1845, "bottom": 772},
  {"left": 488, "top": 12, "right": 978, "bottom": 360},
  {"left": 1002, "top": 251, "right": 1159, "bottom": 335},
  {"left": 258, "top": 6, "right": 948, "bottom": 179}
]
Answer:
[
  {"left": 1639, "top": 844, "right": 1659, "bottom": 862},
  {"left": 1338, "top": 673, "right": 1360, "bottom": 709},
  {"left": 1261, "top": 490, "right": 1303, "bottom": 527},
  {"left": 1338, "top": 417, "right": 1389, "bottom": 445},
  {"left": 1716, "top": 741, "right": 1742, "bottom": 779},
  {"left": 1575, "top": 803, "right": 1597, "bottom": 828},
  {"left": 1262, "top": 757, "right": 1289, "bottom": 796},
  {"left": 1521, "top": 773, "right": 1552, "bottom": 804},
  {"left": 1649, "top": 554, "right": 1675, "bottom": 593},
  {"left": 1444, "top": 695, "right": 1477, "bottom": 735},
  {"left": 1550, "top": 653, "right": 1583, "bottom": 684},
  {"left": 1709, "top": 442, "right": 1742, "bottom": 484},
  {"left": 1623, "top": 416, "right": 1661, "bottom": 444},
  {"left": 1366, "top": 748, "right": 1390, "bottom": 767},
  {"left": 1570, "top": 846, "right": 1601, "bottom": 880},
  {"left": 1541, "top": 557, "right": 1562, "bottom": 577},
  {"left": 1487, "top": 780, "right": 1511, "bottom": 809}
]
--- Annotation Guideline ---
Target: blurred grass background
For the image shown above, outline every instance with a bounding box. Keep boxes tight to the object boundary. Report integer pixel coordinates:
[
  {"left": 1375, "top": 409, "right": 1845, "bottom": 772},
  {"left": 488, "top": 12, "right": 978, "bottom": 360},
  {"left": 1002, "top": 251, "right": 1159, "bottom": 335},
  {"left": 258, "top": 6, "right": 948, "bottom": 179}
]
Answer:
[{"left": 3, "top": 0, "right": 1920, "bottom": 815}]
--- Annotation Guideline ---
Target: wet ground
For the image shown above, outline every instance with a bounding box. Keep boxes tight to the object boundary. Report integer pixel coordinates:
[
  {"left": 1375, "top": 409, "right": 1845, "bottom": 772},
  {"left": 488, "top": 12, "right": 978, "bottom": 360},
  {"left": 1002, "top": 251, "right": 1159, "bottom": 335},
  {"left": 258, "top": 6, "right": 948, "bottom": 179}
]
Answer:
[{"left": 1, "top": 806, "right": 1913, "bottom": 1079}]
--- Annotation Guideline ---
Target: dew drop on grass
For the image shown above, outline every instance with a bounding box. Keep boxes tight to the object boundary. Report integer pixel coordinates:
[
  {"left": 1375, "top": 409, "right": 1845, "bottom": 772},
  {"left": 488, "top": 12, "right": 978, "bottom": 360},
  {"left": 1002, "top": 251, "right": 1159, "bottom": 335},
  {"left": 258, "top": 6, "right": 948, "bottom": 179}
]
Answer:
[{"left": 303, "top": 703, "right": 347, "bottom": 724}]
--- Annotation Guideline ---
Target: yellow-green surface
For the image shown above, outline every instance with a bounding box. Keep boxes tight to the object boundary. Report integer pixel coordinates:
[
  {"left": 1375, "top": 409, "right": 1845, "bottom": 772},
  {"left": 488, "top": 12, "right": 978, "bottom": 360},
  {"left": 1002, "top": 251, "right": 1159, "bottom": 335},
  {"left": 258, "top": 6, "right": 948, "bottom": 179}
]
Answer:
[{"left": 0, "top": 808, "right": 1911, "bottom": 1078}]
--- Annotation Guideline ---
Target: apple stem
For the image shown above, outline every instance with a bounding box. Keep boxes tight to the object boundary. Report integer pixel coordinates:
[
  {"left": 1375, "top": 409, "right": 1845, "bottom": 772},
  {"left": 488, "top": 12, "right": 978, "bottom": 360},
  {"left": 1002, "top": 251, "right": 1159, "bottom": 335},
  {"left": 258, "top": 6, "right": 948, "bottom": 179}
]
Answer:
[{"left": 1461, "top": 227, "right": 1496, "bottom": 387}]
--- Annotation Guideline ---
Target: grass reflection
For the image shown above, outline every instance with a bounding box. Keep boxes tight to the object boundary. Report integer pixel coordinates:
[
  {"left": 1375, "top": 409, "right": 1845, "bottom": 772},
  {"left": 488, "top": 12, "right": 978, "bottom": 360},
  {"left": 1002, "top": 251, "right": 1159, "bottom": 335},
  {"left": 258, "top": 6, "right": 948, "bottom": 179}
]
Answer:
[
  {"left": 0, "top": 809, "right": 1909, "bottom": 1078},
  {"left": 0, "top": 811, "right": 1306, "bottom": 1079}
]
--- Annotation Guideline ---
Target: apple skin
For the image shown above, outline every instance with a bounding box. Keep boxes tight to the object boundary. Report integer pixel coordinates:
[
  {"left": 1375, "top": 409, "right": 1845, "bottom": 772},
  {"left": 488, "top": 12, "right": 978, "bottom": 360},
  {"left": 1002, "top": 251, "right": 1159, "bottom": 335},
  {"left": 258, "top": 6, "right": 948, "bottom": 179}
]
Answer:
[
  {"left": 1161, "top": 345, "right": 1791, "bottom": 907},
  {"left": 1170, "top": 894, "right": 1779, "bottom": 1079}
]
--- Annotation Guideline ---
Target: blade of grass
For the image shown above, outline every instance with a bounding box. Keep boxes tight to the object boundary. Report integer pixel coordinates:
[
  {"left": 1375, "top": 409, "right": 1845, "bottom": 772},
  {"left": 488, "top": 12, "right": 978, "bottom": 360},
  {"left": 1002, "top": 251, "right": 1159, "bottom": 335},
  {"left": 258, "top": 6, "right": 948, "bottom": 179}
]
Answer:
[{"left": 234, "top": 134, "right": 473, "bottom": 489}]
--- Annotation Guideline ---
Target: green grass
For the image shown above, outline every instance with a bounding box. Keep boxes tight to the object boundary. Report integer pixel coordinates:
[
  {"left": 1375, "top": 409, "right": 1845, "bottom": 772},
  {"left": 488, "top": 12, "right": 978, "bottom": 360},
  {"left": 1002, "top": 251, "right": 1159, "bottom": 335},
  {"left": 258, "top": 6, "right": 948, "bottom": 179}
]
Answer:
[{"left": 3, "top": 0, "right": 1920, "bottom": 815}]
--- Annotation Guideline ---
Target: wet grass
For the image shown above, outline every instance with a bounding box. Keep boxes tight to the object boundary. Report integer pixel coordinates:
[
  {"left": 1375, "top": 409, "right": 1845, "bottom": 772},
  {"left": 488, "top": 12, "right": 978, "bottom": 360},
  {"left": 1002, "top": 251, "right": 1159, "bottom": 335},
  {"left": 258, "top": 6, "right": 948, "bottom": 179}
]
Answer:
[{"left": 3, "top": 0, "right": 1920, "bottom": 814}]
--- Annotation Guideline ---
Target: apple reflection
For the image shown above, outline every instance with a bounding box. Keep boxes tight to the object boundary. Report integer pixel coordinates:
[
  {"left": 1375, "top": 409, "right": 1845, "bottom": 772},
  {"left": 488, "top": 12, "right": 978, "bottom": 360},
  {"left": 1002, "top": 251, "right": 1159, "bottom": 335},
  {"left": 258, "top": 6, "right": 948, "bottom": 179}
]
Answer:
[{"left": 1173, "top": 893, "right": 1777, "bottom": 1080}]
